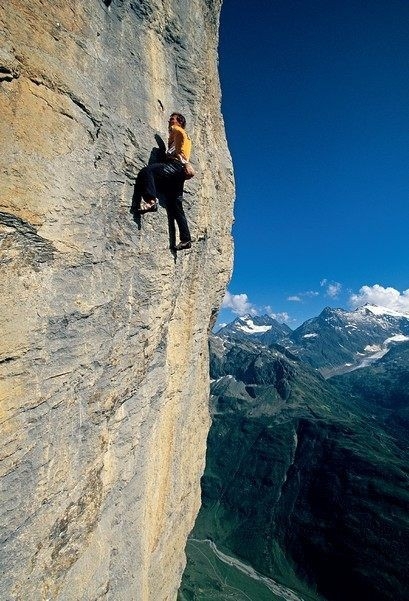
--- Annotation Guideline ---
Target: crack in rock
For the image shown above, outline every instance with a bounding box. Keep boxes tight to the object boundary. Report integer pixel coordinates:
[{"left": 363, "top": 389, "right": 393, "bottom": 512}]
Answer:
[
  {"left": 0, "top": 211, "right": 56, "bottom": 264},
  {"left": 0, "top": 66, "right": 19, "bottom": 82}
]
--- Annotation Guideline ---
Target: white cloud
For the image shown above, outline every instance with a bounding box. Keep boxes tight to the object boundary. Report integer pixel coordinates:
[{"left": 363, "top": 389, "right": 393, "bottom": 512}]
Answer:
[
  {"left": 288, "top": 291, "right": 319, "bottom": 302},
  {"left": 321, "top": 280, "right": 342, "bottom": 298},
  {"left": 276, "top": 312, "right": 290, "bottom": 322},
  {"left": 222, "top": 293, "right": 290, "bottom": 323},
  {"left": 222, "top": 291, "right": 256, "bottom": 316},
  {"left": 264, "top": 306, "right": 290, "bottom": 323},
  {"left": 350, "top": 284, "right": 409, "bottom": 313},
  {"left": 327, "top": 282, "right": 342, "bottom": 298}
]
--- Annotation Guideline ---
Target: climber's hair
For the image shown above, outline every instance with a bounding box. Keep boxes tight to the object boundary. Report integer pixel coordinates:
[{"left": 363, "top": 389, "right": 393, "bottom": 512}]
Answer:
[{"left": 170, "top": 112, "right": 186, "bottom": 128}]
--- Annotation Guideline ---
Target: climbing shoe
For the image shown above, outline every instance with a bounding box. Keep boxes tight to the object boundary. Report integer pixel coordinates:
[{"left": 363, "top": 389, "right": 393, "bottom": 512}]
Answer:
[
  {"left": 174, "top": 241, "right": 192, "bottom": 251},
  {"left": 138, "top": 199, "right": 158, "bottom": 213}
]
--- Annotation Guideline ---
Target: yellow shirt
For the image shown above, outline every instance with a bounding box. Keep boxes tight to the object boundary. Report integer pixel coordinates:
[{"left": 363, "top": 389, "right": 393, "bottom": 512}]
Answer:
[{"left": 167, "top": 124, "right": 192, "bottom": 162}]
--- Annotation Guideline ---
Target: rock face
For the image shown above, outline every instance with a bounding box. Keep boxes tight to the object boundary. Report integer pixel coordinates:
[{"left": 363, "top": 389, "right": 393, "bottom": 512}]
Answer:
[{"left": 0, "top": 1, "right": 234, "bottom": 599}]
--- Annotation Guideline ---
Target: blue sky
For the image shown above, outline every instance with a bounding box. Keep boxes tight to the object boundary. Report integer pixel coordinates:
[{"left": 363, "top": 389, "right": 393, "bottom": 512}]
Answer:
[{"left": 216, "top": 0, "right": 409, "bottom": 328}]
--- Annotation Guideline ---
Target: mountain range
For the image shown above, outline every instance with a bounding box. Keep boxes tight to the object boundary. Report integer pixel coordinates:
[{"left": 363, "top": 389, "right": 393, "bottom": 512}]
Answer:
[
  {"left": 179, "top": 305, "right": 409, "bottom": 601},
  {"left": 217, "top": 304, "right": 409, "bottom": 377}
]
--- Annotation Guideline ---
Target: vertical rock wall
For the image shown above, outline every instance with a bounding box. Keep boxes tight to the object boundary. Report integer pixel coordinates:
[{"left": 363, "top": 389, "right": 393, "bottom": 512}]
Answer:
[{"left": 0, "top": 1, "right": 234, "bottom": 599}]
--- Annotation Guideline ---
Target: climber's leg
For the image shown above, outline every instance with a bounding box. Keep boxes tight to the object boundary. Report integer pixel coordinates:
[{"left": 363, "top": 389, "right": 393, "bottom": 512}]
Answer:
[{"left": 173, "top": 194, "right": 191, "bottom": 243}]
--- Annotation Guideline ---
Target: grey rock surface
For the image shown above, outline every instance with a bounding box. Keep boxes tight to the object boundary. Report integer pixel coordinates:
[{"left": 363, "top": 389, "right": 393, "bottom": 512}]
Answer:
[{"left": 0, "top": 1, "right": 234, "bottom": 599}]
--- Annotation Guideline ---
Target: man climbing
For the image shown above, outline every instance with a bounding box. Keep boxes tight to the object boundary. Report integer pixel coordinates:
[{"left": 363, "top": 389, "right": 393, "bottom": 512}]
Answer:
[{"left": 132, "top": 112, "right": 193, "bottom": 251}]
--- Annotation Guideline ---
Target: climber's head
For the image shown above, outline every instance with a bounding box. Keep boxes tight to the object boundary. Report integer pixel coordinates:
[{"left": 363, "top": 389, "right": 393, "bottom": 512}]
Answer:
[{"left": 169, "top": 113, "right": 186, "bottom": 129}]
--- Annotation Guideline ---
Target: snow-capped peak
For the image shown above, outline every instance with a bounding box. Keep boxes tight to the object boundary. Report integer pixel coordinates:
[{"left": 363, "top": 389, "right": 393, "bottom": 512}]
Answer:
[
  {"left": 359, "top": 304, "right": 409, "bottom": 319},
  {"left": 237, "top": 317, "right": 272, "bottom": 334}
]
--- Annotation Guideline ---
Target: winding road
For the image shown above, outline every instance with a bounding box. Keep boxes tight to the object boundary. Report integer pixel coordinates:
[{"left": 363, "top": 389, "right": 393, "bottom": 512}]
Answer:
[{"left": 189, "top": 538, "right": 304, "bottom": 601}]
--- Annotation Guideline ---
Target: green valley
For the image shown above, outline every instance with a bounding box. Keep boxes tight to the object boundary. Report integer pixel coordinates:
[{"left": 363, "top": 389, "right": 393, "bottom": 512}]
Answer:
[{"left": 179, "top": 325, "right": 409, "bottom": 601}]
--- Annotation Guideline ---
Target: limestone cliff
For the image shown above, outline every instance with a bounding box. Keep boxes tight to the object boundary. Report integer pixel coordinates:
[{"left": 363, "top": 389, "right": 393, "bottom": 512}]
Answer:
[{"left": 0, "top": 1, "right": 234, "bottom": 599}]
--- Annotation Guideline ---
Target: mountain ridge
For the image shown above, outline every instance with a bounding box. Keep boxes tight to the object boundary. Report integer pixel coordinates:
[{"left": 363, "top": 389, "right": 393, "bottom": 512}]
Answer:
[{"left": 218, "top": 304, "right": 409, "bottom": 377}]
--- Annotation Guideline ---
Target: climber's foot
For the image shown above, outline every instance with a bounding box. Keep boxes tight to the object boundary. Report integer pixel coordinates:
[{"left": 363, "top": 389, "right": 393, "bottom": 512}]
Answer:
[
  {"left": 174, "top": 241, "right": 192, "bottom": 251},
  {"left": 138, "top": 199, "right": 158, "bottom": 213}
]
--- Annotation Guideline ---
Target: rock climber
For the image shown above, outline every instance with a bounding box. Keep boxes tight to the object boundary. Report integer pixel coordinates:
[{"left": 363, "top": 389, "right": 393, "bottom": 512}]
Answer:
[{"left": 132, "top": 112, "right": 193, "bottom": 251}]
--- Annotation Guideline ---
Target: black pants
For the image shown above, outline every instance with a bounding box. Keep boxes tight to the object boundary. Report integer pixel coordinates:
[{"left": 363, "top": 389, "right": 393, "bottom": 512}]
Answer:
[{"left": 134, "top": 161, "right": 191, "bottom": 244}]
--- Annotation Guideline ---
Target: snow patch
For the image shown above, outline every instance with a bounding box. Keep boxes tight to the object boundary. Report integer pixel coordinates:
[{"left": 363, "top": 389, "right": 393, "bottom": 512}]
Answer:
[
  {"left": 364, "top": 335, "right": 409, "bottom": 354},
  {"left": 364, "top": 344, "right": 382, "bottom": 352},
  {"left": 362, "top": 304, "right": 409, "bottom": 318},
  {"left": 385, "top": 334, "right": 409, "bottom": 344},
  {"left": 237, "top": 318, "right": 272, "bottom": 334},
  {"left": 353, "top": 334, "right": 409, "bottom": 371}
]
